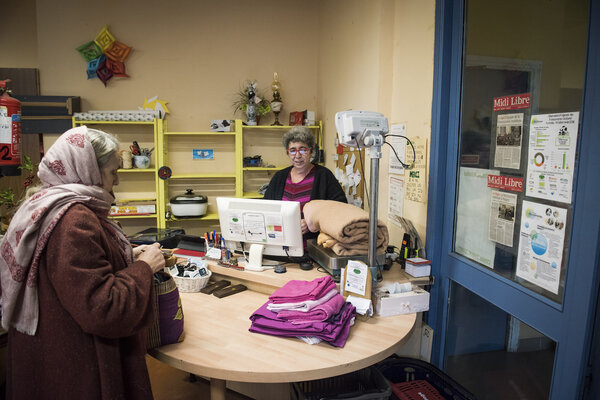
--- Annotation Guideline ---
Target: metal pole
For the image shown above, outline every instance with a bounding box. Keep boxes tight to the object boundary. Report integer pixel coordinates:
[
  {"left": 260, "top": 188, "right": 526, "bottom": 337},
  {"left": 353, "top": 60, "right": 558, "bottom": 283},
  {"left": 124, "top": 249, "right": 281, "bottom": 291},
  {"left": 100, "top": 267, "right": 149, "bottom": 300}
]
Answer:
[{"left": 368, "top": 141, "right": 381, "bottom": 269}]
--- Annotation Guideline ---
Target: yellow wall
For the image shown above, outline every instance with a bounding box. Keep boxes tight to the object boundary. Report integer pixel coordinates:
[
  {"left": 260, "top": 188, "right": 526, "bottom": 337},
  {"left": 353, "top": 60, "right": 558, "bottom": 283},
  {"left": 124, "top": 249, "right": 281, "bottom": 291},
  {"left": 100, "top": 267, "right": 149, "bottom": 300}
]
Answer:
[
  {"left": 2, "top": 0, "right": 436, "bottom": 250},
  {"left": 318, "top": 0, "right": 435, "bottom": 244}
]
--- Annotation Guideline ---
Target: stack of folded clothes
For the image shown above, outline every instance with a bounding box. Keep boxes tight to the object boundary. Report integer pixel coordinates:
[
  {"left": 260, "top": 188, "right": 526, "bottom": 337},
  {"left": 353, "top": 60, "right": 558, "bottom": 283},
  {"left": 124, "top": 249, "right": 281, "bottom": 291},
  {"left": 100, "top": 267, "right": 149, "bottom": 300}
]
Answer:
[
  {"left": 303, "top": 200, "right": 389, "bottom": 256},
  {"left": 249, "top": 276, "right": 357, "bottom": 347}
]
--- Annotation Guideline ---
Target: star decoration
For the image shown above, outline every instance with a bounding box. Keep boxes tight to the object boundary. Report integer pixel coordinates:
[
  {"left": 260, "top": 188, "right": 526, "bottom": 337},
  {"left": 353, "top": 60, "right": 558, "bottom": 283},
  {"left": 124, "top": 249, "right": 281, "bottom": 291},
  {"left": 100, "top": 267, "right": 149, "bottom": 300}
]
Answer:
[{"left": 76, "top": 25, "right": 133, "bottom": 86}]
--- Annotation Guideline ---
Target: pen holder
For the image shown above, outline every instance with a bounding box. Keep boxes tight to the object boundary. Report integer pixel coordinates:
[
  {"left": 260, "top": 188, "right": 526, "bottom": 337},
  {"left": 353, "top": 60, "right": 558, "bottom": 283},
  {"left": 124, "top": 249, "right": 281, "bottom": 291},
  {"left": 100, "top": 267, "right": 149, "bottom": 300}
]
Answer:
[{"left": 133, "top": 155, "right": 150, "bottom": 169}]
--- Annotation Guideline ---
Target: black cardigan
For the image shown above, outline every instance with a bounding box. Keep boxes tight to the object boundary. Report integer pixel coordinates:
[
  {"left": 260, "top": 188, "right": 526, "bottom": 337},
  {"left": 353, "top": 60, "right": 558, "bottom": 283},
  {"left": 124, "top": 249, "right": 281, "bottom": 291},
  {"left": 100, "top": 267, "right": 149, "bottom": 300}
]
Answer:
[{"left": 263, "top": 164, "right": 347, "bottom": 203}]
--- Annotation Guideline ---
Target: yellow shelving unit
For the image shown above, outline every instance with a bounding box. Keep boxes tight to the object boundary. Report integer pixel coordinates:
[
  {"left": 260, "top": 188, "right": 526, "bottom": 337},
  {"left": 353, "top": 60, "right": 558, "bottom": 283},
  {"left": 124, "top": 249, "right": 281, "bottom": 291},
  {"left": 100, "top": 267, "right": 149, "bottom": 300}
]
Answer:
[
  {"left": 158, "top": 121, "right": 243, "bottom": 231},
  {"left": 72, "top": 117, "right": 164, "bottom": 235}
]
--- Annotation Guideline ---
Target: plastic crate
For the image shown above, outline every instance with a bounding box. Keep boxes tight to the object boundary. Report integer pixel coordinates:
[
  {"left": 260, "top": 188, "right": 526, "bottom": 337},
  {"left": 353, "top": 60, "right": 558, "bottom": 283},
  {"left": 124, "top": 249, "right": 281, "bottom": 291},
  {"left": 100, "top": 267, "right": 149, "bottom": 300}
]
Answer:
[
  {"left": 376, "top": 357, "right": 477, "bottom": 400},
  {"left": 392, "top": 380, "right": 444, "bottom": 400},
  {"left": 291, "top": 366, "right": 392, "bottom": 400}
]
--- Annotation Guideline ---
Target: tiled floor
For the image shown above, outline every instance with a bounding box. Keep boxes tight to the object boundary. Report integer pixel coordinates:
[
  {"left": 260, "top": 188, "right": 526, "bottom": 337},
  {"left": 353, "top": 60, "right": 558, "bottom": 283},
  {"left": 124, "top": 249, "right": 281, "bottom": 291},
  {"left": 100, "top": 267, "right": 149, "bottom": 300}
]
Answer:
[{"left": 146, "top": 356, "right": 253, "bottom": 400}]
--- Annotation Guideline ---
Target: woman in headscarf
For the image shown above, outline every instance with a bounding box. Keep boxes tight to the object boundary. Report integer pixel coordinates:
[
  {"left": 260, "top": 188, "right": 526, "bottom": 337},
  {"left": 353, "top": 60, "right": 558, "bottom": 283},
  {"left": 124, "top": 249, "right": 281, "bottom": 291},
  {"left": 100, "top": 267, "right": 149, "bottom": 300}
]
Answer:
[{"left": 0, "top": 126, "right": 165, "bottom": 400}]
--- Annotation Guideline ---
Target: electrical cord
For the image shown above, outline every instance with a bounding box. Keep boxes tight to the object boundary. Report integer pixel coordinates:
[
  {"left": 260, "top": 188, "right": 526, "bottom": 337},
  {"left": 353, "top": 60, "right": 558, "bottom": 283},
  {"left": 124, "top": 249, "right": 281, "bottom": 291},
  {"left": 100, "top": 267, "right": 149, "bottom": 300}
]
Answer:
[{"left": 384, "top": 134, "right": 416, "bottom": 169}]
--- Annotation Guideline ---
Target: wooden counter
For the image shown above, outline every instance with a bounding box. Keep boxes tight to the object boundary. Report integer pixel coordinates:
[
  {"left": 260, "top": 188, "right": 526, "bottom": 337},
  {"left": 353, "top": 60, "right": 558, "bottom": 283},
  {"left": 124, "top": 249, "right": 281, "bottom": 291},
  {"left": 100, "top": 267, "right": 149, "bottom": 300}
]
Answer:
[{"left": 148, "top": 262, "right": 419, "bottom": 400}]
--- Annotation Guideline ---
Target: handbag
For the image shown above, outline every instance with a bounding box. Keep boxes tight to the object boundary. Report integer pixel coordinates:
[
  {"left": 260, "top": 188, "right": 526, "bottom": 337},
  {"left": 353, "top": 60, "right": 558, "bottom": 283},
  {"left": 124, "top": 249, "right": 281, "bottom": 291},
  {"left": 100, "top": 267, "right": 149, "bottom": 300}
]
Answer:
[{"left": 146, "top": 270, "right": 185, "bottom": 349}]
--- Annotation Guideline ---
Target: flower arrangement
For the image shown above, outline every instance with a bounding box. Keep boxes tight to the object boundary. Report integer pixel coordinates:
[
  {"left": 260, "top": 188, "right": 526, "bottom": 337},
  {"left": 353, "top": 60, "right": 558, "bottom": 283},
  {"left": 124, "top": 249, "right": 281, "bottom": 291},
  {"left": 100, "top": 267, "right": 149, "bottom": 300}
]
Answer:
[{"left": 232, "top": 80, "right": 271, "bottom": 118}]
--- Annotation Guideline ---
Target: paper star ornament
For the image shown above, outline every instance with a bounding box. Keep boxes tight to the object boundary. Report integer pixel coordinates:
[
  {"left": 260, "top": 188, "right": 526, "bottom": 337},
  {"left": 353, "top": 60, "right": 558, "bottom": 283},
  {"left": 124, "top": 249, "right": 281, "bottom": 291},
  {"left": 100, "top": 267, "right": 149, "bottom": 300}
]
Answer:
[
  {"left": 76, "top": 41, "right": 103, "bottom": 62},
  {"left": 94, "top": 25, "right": 115, "bottom": 51},
  {"left": 142, "top": 96, "right": 170, "bottom": 115},
  {"left": 105, "top": 41, "right": 132, "bottom": 62}
]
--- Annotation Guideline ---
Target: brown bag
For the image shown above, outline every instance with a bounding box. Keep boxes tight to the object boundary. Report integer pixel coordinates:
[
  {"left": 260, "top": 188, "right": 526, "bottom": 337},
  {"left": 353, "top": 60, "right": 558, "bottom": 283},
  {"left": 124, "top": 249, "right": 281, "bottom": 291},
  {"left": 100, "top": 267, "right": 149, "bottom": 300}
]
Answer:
[{"left": 146, "top": 271, "right": 185, "bottom": 349}]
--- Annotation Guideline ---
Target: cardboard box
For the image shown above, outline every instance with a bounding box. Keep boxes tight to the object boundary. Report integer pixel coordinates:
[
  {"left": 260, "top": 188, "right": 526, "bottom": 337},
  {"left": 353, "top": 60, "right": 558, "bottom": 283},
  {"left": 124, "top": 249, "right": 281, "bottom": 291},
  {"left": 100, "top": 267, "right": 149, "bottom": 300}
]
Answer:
[{"left": 374, "top": 286, "right": 430, "bottom": 317}]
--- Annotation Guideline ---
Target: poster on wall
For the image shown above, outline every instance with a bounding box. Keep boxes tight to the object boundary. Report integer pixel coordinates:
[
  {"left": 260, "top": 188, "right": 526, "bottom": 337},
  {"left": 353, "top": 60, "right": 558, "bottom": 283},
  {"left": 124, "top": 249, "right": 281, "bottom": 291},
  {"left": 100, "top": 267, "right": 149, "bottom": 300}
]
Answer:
[
  {"left": 455, "top": 167, "right": 499, "bottom": 269},
  {"left": 525, "top": 112, "right": 579, "bottom": 204},
  {"left": 388, "top": 123, "right": 407, "bottom": 174},
  {"left": 488, "top": 190, "right": 517, "bottom": 247},
  {"left": 516, "top": 200, "right": 567, "bottom": 294},
  {"left": 404, "top": 136, "right": 427, "bottom": 203},
  {"left": 388, "top": 175, "right": 405, "bottom": 228},
  {"left": 494, "top": 113, "right": 524, "bottom": 169}
]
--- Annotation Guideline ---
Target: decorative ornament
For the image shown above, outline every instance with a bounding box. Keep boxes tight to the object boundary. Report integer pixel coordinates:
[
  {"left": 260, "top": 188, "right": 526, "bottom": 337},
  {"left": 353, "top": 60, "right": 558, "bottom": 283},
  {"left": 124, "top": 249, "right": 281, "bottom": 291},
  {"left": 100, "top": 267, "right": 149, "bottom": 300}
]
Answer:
[
  {"left": 270, "top": 72, "right": 283, "bottom": 126},
  {"left": 96, "top": 60, "right": 114, "bottom": 86},
  {"left": 158, "top": 166, "right": 172, "bottom": 180},
  {"left": 75, "top": 25, "right": 132, "bottom": 86},
  {"left": 94, "top": 25, "right": 115, "bottom": 51},
  {"left": 141, "top": 96, "right": 170, "bottom": 117},
  {"left": 105, "top": 58, "right": 129, "bottom": 77},
  {"left": 86, "top": 55, "right": 105, "bottom": 79},
  {"left": 246, "top": 81, "right": 257, "bottom": 126},
  {"left": 76, "top": 41, "right": 103, "bottom": 62}
]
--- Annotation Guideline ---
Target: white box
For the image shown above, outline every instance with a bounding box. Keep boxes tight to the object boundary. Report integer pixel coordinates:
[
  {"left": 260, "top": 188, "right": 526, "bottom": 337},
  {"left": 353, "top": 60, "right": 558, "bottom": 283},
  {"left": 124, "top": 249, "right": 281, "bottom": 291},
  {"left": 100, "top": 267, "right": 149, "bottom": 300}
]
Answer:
[
  {"left": 373, "top": 286, "right": 430, "bottom": 317},
  {"left": 405, "top": 262, "right": 431, "bottom": 278},
  {"left": 405, "top": 257, "right": 431, "bottom": 278}
]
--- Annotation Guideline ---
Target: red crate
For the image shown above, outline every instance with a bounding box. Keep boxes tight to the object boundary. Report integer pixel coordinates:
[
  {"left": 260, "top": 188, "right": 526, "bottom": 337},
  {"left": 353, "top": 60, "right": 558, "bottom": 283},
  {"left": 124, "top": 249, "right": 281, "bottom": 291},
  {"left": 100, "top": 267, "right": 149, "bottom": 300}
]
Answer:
[{"left": 392, "top": 379, "right": 445, "bottom": 400}]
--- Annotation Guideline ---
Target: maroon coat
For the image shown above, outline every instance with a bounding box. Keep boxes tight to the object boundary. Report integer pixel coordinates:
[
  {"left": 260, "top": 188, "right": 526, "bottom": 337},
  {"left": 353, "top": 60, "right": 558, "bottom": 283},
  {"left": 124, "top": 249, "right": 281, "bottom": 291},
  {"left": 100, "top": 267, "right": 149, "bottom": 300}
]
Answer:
[{"left": 6, "top": 204, "right": 155, "bottom": 400}]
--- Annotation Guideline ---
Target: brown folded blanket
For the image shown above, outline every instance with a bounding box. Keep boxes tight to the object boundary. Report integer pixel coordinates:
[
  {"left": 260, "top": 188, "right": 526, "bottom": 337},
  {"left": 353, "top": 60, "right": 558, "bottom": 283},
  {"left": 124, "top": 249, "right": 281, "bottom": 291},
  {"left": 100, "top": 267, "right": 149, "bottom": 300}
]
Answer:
[{"left": 304, "top": 200, "right": 389, "bottom": 256}]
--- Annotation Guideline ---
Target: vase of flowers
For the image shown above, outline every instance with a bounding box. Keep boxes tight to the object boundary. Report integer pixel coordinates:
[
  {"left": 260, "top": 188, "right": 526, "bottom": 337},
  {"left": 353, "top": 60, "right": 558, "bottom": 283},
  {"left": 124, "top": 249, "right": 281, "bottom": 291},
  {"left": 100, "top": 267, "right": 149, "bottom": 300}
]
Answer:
[{"left": 232, "top": 80, "right": 271, "bottom": 125}]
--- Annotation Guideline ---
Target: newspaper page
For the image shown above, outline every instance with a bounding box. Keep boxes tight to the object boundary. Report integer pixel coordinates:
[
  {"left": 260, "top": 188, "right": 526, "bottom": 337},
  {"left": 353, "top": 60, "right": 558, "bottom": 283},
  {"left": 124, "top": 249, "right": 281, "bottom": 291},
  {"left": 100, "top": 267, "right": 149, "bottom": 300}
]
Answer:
[
  {"left": 516, "top": 200, "right": 567, "bottom": 294},
  {"left": 526, "top": 112, "right": 579, "bottom": 204},
  {"left": 494, "top": 113, "right": 524, "bottom": 169},
  {"left": 455, "top": 167, "right": 499, "bottom": 269},
  {"left": 404, "top": 136, "right": 427, "bottom": 203},
  {"left": 388, "top": 123, "right": 407, "bottom": 174},
  {"left": 488, "top": 190, "right": 517, "bottom": 247},
  {"left": 388, "top": 175, "right": 405, "bottom": 227}
]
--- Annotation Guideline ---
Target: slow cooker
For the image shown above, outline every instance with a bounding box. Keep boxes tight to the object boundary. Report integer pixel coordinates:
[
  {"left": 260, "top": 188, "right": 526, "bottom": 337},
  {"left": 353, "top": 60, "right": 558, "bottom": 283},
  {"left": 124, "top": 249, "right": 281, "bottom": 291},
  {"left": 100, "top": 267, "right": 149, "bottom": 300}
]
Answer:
[{"left": 169, "top": 189, "right": 208, "bottom": 218}]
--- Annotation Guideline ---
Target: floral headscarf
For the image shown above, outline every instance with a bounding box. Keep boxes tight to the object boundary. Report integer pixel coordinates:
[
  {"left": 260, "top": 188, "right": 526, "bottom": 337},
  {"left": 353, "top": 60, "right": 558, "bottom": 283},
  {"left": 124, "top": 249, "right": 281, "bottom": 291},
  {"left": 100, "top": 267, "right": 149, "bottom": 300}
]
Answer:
[{"left": 0, "top": 126, "right": 132, "bottom": 335}]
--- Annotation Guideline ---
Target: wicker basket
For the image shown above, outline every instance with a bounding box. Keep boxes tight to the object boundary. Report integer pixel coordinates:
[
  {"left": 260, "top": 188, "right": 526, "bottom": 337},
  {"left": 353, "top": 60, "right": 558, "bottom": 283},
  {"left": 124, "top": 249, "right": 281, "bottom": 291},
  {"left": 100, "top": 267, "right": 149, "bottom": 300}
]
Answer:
[{"left": 172, "top": 269, "right": 212, "bottom": 293}]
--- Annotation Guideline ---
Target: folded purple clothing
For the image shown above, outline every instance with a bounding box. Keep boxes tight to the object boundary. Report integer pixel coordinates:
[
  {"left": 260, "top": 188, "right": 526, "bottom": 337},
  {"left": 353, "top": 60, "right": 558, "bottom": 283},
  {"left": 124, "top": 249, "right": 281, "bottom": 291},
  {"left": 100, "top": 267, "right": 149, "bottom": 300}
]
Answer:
[
  {"left": 277, "top": 293, "right": 345, "bottom": 323},
  {"left": 249, "top": 300, "right": 356, "bottom": 347},
  {"left": 268, "top": 275, "right": 337, "bottom": 304}
]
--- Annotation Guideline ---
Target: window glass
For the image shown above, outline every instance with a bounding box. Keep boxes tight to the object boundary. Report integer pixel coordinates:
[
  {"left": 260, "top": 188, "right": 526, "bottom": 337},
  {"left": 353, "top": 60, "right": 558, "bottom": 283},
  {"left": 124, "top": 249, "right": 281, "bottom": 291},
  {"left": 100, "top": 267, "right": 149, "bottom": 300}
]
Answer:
[{"left": 453, "top": 0, "right": 589, "bottom": 302}]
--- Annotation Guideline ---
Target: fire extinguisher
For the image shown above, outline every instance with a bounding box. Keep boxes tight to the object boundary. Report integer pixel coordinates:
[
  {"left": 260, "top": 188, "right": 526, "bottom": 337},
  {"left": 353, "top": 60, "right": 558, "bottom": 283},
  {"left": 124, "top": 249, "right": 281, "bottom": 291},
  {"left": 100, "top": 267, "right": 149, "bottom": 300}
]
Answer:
[{"left": 0, "top": 79, "right": 22, "bottom": 176}]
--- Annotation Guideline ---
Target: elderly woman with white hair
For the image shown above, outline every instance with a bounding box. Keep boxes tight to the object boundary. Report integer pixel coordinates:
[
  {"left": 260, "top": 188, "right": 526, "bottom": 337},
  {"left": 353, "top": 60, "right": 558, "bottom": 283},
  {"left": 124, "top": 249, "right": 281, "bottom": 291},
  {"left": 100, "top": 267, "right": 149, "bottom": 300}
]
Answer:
[{"left": 0, "top": 126, "right": 165, "bottom": 399}]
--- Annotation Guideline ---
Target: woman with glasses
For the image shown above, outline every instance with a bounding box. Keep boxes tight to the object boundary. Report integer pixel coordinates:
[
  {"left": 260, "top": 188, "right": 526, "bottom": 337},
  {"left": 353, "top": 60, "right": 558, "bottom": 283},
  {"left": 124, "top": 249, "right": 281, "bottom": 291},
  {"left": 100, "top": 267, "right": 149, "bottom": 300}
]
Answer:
[{"left": 264, "top": 126, "right": 346, "bottom": 240}]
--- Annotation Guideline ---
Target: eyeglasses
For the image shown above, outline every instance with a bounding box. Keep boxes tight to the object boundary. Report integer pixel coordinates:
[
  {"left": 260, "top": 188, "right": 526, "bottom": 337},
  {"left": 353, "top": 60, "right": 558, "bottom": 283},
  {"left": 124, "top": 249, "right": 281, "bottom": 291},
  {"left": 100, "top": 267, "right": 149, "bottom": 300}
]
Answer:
[{"left": 287, "top": 147, "right": 309, "bottom": 156}]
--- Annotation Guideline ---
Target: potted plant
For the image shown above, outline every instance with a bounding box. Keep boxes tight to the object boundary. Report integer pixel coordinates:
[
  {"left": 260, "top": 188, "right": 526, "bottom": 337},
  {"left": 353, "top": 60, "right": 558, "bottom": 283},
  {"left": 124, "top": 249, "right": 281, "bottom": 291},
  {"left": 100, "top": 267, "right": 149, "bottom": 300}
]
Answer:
[
  {"left": 232, "top": 80, "right": 271, "bottom": 125},
  {"left": 0, "top": 156, "right": 38, "bottom": 233}
]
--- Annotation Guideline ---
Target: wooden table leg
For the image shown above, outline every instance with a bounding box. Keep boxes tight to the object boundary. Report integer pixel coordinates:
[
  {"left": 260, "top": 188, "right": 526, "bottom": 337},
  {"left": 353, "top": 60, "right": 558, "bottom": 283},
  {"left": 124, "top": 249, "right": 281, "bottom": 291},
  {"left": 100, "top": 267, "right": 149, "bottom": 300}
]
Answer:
[{"left": 210, "top": 378, "right": 226, "bottom": 400}]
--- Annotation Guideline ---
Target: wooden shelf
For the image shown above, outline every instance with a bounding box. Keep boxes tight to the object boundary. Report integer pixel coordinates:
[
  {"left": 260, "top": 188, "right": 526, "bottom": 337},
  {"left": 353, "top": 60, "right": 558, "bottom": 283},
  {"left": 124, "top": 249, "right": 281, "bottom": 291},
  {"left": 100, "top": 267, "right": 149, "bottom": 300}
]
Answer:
[
  {"left": 243, "top": 125, "right": 320, "bottom": 130},
  {"left": 110, "top": 214, "right": 158, "bottom": 219},
  {"left": 74, "top": 120, "right": 156, "bottom": 125},
  {"left": 165, "top": 131, "right": 236, "bottom": 136},
  {"left": 118, "top": 168, "right": 156, "bottom": 173},
  {"left": 242, "top": 166, "right": 281, "bottom": 171},
  {"left": 169, "top": 173, "right": 236, "bottom": 179},
  {"left": 168, "top": 212, "right": 219, "bottom": 221}
]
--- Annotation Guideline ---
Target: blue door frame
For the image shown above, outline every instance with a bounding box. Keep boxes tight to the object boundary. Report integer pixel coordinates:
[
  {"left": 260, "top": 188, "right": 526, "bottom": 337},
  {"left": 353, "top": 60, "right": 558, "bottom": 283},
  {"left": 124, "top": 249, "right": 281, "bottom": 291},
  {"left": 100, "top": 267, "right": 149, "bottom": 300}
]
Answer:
[{"left": 426, "top": 0, "right": 600, "bottom": 398}]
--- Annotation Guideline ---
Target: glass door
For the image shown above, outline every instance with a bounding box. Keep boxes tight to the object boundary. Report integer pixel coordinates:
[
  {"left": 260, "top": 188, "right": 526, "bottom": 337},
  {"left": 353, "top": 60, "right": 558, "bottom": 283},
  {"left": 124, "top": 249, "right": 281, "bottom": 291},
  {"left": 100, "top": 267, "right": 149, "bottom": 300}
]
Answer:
[{"left": 428, "top": 0, "right": 600, "bottom": 398}]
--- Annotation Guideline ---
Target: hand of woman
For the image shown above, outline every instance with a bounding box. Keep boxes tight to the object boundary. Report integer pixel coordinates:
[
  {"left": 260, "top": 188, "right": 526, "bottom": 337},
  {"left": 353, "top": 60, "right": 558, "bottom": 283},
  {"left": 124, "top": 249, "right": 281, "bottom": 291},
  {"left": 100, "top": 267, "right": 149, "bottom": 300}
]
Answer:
[
  {"left": 301, "top": 218, "right": 309, "bottom": 235},
  {"left": 137, "top": 243, "right": 165, "bottom": 273},
  {"left": 132, "top": 244, "right": 148, "bottom": 259}
]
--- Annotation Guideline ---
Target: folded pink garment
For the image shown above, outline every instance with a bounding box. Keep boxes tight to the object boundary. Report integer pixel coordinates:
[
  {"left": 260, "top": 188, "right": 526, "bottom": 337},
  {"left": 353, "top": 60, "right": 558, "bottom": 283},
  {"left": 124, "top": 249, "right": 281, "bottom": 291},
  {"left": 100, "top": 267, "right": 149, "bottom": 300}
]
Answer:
[
  {"left": 277, "top": 293, "right": 345, "bottom": 324},
  {"left": 269, "top": 275, "right": 336, "bottom": 304},
  {"left": 267, "top": 289, "right": 338, "bottom": 313}
]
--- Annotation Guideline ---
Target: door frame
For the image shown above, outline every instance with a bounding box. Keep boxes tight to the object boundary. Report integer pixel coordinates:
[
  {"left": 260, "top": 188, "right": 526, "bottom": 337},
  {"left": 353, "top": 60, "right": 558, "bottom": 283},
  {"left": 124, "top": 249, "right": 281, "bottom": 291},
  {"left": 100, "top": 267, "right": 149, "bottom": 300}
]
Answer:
[{"left": 426, "top": 0, "right": 600, "bottom": 398}]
